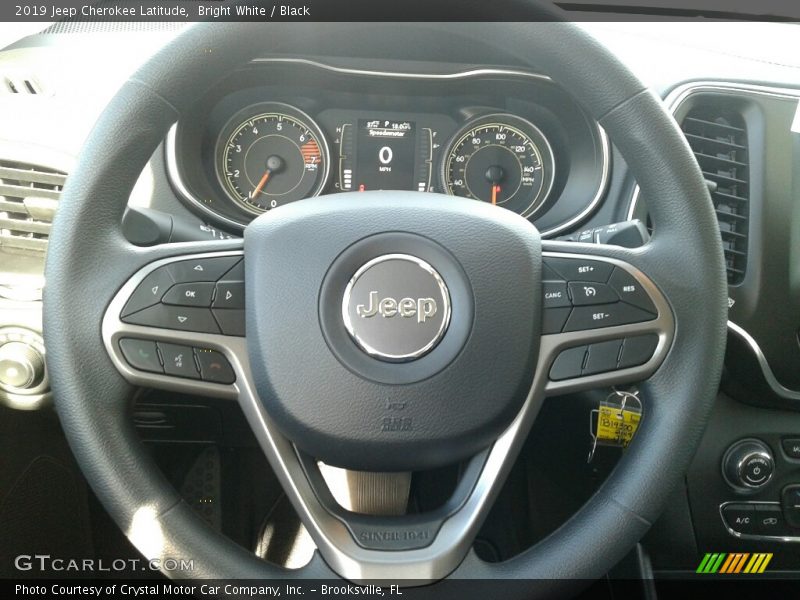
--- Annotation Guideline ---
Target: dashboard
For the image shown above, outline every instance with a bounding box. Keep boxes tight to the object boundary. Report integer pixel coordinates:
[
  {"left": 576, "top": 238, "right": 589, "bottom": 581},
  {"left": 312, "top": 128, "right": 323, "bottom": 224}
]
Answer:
[{"left": 168, "top": 59, "right": 609, "bottom": 236}]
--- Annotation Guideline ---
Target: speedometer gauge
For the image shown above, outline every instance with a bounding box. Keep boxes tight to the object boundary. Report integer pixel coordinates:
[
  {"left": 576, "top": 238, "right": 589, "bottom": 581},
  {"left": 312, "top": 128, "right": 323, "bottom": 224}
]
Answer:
[
  {"left": 215, "top": 103, "right": 330, "bottom": 215},
  {"left": 441, "top": 114, "right": 555, "bottom": 218}
]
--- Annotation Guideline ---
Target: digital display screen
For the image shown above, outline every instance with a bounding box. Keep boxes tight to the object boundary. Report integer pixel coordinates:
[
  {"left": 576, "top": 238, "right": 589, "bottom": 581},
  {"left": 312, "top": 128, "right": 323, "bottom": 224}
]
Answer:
[{"left": 356, "top": 120, "right": 417, "bottom": 191}]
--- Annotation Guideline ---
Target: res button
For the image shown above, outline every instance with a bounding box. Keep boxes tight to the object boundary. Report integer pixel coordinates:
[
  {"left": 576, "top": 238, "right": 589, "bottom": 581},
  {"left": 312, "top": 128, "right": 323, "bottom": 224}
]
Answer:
[{"left": 607, "top": 267, "right": 657, "bottom": 314}]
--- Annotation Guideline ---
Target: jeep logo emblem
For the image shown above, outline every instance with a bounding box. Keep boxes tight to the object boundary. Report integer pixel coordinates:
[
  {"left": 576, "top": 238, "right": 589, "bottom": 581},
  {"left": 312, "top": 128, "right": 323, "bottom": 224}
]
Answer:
[
  {"left": 356, "top": 291, "right": 438, "bottom": 323},
  {"left": 342, "top": 254, "right": 451, "bottom": 362}
]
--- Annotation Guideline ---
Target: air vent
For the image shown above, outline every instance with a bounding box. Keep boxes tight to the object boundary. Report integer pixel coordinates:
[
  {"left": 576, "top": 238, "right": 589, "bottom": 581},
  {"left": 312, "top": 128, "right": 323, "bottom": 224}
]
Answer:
[
  {"left": 680, "top": 104, "right": 750, "bottom": 284},
  {"left": 2, "top": 75, "right": 42, "bottom": 95},
  {"left": 0, "top": 161, "right": 66, "bottom": 254}
]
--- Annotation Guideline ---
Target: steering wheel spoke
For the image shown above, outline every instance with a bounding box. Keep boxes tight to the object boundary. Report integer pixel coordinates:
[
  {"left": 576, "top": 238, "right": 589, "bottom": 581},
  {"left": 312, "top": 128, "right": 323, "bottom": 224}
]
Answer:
[
  {"left": 102, "top": 241, "right": 246, "bottom": 401},
  {"left": 539, "top": 241, "right": 674, "bottom": 396}
]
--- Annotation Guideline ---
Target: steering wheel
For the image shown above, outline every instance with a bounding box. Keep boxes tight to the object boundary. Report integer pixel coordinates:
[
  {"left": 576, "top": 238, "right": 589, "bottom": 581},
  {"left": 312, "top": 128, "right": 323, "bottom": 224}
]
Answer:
[{"left": 43, "top": 18, "right": 727, "bottom": 595}]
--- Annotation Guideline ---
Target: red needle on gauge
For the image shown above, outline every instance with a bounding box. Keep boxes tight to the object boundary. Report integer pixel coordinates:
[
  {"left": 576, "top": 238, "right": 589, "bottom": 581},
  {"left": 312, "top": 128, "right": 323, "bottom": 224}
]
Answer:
[
  {"left": 250, "top": 155, "right": 284, "bottom": 199},
  {"left": 485, "top": 165, "right": 505, "bottom": 206},
  {"left": 250, "top": 170, "right": 271, "bottom": 198}
]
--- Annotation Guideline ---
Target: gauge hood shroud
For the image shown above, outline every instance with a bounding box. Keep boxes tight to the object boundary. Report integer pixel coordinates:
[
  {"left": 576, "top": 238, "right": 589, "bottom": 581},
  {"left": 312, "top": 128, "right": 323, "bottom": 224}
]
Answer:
[{"left": 244, "top": 192, "right": 541, "bottom": 471}]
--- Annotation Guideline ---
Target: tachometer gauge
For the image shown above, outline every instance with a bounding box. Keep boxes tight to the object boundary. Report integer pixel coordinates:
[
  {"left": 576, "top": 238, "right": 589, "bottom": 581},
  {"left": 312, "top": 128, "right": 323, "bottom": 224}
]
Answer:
[
  {"left": 441, "top": 114, "right": 555, "bottom": 218},
  {"left": 215, "top": 103, "right": 330, "bottom": 214}
]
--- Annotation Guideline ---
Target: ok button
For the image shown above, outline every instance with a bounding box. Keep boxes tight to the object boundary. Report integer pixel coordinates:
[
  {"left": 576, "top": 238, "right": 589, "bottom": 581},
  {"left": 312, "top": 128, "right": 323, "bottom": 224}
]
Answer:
[
  {"left": 162, "top": 282, "right": 215, "bottom": 307},
  {"left": 568, "top": 281, "right": 618, "bottom": 306}
]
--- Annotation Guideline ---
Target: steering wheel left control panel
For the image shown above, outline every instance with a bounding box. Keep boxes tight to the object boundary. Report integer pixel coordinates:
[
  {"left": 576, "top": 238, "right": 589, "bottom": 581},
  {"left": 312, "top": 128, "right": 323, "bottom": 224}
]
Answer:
[{"left": 103, "top": 250, "right": 247, "bottom": 399}]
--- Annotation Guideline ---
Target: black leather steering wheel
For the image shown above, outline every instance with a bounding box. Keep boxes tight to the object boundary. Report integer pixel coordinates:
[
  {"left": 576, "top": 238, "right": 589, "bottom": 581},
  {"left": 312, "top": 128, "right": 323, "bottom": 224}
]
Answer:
[{"left": 43, "top": 18, "right": 727, "bottom": 596}]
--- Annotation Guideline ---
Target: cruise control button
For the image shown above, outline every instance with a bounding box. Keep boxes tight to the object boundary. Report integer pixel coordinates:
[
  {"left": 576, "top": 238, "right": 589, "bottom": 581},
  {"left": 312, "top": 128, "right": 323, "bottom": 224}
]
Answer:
[
  {"left": 213, "top": 281, "right": 245, "bottom": 309},
  {"left": 583, "top": 339, "right": 623, "bottom": 375},
  {"left": 619, "top": 335, "right": 659, "bottom": 369},
  {"left": 721, "top": 503, "right": 758, "bottom": 535},
  {"left": 167, "top": 256, "right": 241, "bottom": 283},
  {"left": 158, "top": 342, "right": 201, "bottom": 379},
  {"left": 549, "top": 346, "right": 587, "bottom": 381},
  {"left": 545, "top": 257, "right": 613, "bottom": 283},
  {"left": 195, "top": 348, "right": 236, "bottom": 384},
  {"left": 608, "top": 268, "right": 657, "bottom": 314},
  {"left": 162, "top": 282, "right": 215, "bottom": 307},
  {"left": 543, "top": 281, "right": 570, "bottom": 308},
  {"left": 213, "top": 309, "right": 245, "bottom": 337},
  {"left": 568, "top": 281, "right": 619, "bottom": 306},
  {"left": 119, "top": 338, "right": 162, "bottom": 373},
  {"left": 543, "top": 307, "right": 571, "bottom": 334},
  {"left": 563, "top": 303, "right": 656, "bottom": 332},
  {"left": 121, "top": 267, "right": 173, "bottom": 318},
  {"left": 122, "top": 304, "right": 220, "bottom": 334},
  {"left": 755, "top": 504, "right": 790, "bottom": 537}
]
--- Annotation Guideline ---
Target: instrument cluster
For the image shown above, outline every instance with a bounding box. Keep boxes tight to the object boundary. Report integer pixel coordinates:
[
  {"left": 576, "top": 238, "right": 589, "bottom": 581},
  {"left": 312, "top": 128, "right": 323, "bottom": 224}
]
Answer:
[{"left": 168, "top": 59, "right": 609, "bottom": 237}]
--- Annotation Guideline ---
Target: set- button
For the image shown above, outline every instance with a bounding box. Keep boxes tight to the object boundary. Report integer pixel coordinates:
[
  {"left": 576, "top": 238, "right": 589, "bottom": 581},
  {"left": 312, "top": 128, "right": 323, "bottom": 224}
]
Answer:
[{"left": 542, "top": 257, "right": 657, "bottom": 334}]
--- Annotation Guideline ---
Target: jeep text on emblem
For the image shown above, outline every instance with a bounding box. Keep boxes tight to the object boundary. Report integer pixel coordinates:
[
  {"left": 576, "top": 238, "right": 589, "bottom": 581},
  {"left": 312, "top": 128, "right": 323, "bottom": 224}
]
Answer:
[
  {"left": 356, "top": 291, "right": 438, "bottom": 323},
  {"left": 342, "top": 254, "right": 451, "bottom": 362}
]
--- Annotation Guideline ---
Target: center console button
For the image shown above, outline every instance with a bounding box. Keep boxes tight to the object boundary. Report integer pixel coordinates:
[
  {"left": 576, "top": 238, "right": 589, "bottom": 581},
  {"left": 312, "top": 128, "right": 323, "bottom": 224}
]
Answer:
[
  {"left": 781, "top": 485, "right": 800, "bottom": 528},
  {"left": 754, "top": 504, "right": 790, "bottom": 537},
  {"left": 721, "top": 503, "right": 758, "bottom": 535}
]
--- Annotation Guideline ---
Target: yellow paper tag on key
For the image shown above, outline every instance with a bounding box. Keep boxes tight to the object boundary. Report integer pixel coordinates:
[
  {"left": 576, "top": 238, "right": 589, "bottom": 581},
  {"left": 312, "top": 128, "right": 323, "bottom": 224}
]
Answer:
[{"left": 595, "top": 403, "right": 642, "bottom": 448}]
